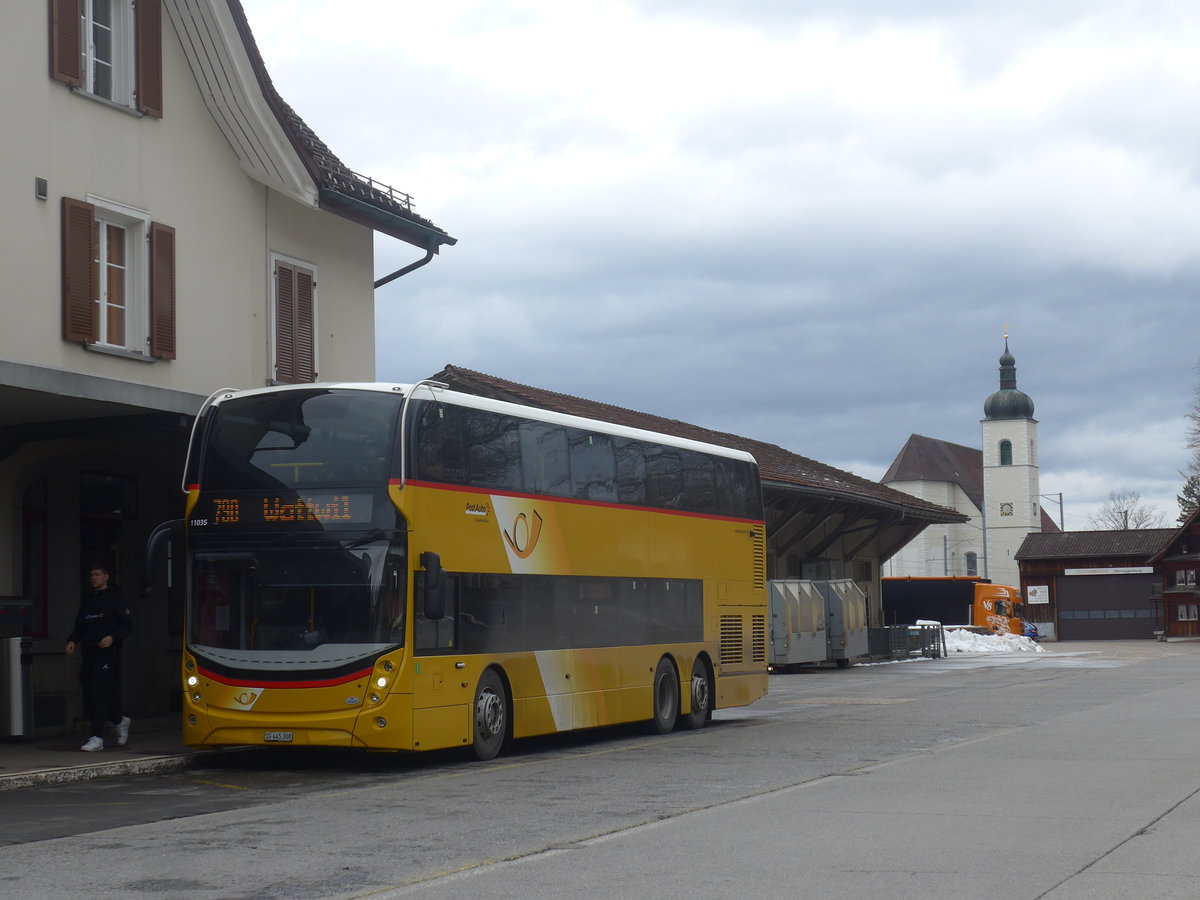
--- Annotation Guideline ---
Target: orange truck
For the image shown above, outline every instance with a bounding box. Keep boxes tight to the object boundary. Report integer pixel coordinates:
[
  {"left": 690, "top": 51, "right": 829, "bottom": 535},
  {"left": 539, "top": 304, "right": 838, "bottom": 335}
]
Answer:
[{"left": 882, "top": 577, "right": 1025, "bottom": 635}]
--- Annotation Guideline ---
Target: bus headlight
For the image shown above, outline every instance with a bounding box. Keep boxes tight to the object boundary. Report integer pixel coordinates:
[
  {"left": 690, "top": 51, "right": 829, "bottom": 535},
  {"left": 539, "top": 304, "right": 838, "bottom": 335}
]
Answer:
[
  {"left": 191, "top": 692, "right": 202, "bottom": 703},
  {"left": 376, "top": 677, "right": 388, "bottom": 689},
  {"left": 369, "top": 693, "right": 381, "bottom": 704},
  {"left": 187, "top": 675, "right": 198, "bottom": 687}
]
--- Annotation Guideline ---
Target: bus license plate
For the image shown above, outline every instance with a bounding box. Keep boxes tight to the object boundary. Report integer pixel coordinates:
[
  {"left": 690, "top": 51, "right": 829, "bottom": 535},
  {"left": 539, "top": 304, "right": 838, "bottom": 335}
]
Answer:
[{"left": 264, "top": 731, "right": 293, "bottom": 743}]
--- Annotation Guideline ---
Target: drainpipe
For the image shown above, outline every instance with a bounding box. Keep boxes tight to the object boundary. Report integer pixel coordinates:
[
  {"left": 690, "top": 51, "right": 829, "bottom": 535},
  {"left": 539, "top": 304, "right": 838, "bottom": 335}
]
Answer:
[{"left": 374, "top": 244, "right": 435, "bottom": 289}]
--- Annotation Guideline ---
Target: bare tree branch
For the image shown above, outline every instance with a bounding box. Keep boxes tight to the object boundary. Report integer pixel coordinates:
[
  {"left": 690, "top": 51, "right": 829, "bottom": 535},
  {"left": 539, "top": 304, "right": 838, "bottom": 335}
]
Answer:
[{"left": 1086, "top": 490, "right": 1168, "bottom": 530}]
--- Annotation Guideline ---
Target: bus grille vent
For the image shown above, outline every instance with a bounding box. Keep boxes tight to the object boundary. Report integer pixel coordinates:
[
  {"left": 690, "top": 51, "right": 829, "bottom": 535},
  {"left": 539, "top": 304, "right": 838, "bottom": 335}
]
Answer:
[
  {"left": 752, "top": 531, "right": 767, "bottom": 591},
  {"left": 719, "top": 615, "right": 743, "bottom": 665},
  {"left": 751, "top": 614, "right": 767, "bottom": 662}
]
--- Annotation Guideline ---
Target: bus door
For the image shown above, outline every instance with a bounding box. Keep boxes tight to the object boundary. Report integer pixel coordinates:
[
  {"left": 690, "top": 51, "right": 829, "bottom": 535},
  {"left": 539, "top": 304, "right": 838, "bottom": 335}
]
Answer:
[{"left": 411, "top": 574, "right": 472, "bottom": 749}]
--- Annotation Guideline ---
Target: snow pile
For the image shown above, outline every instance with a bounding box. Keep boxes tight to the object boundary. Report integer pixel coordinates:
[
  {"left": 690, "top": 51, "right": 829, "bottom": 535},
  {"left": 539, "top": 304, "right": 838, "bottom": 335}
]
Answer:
[{"left": 943, "top": 627, "right": 1044, "bottom": 653}]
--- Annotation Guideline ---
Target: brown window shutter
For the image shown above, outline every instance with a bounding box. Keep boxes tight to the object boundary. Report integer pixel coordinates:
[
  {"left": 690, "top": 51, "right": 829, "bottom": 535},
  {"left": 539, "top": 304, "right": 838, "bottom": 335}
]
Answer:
[
  {"left": 149, "top": 222, "right": 176, "bottom": 359},
  {"left": 295, "top": 267, "right": 316, "bottom": 381},
  {"left": 274, "top": 262, "right": 297, "bottom": 383},
  {"left": 135, "top": 0, "right": 164, "bottom": 117},
  {"left": 61, "top": 197, "right": 98, "bottom": 344},
  {"left": 274, "top": 262, "right": 316, "bottom": 383},
  {"left": 50, "top": 0, "right": 84, "bottom": 87}
]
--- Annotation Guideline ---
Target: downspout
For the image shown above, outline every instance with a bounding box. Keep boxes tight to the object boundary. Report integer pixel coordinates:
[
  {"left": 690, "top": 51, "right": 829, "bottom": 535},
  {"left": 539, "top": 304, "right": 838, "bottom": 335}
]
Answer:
[{"left": 374, "top": 243, "right": 435, "bottom": 289}]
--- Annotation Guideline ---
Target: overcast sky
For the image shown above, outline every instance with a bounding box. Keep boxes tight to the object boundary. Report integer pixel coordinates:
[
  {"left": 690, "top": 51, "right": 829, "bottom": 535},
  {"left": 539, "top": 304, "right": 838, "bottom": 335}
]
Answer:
[{"left": 242, "top": 0, "right": 1200, "bottom": 530}]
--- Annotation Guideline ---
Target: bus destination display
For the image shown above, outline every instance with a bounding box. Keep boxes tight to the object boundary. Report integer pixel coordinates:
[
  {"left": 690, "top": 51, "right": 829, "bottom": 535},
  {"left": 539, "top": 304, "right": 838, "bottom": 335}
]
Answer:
[{"left": 193, "top": 492, "right": 376, "bottom": 529}]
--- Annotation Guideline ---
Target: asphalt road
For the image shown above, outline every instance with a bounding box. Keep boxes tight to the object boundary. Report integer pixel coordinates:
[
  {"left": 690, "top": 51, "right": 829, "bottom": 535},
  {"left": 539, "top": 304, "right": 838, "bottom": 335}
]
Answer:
[{"left": 3, "top": 641, "right": 1200, "bottom": 899}]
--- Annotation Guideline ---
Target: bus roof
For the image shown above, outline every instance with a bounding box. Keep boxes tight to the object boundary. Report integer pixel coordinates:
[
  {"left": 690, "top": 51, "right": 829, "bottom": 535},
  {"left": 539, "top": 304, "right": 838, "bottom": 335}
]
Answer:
[{"left": 208, "top": 382, "right": 760, "bottom": 466}]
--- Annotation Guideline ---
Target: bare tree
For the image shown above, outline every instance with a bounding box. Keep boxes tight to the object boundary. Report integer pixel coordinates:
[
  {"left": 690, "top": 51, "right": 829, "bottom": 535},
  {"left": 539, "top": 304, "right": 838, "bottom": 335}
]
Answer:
[
  {"left": 1178, "top": 361, "right": 1200, "bottom": 524},
  {"left": 1188, "top": 363, "right": 1200, "bottom": 460},
  {"left": 1087, "top": 490, "right": 1168, "bottom": 530}
]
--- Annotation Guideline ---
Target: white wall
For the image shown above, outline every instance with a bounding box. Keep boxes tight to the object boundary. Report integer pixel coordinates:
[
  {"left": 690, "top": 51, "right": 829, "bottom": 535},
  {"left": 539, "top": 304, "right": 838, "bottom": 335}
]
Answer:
[{"left": 3, "top": 2, "right": 377, "bottom": 394}]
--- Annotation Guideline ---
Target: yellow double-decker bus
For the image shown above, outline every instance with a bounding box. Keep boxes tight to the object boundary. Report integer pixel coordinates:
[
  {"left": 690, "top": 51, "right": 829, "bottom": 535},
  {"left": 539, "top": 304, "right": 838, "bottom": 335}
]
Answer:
[{"left": 168, "top": 381, "right": 767, "bottom": 759}]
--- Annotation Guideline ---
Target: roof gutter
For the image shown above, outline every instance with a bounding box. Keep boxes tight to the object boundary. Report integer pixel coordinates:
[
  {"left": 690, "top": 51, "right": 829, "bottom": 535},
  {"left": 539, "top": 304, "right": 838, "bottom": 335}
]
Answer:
[
  {"left": 375, "top": 243, "right": 435, "bottom": 289},
  {"left": 318, "top": 188, "right": 458, "bottom": 250}
]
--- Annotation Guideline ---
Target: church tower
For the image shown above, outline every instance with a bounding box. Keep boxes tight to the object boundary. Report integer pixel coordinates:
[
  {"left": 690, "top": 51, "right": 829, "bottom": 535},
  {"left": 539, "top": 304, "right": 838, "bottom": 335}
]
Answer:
[{"left": 981, "top": 336, "right": 1040, "bottom": 587}]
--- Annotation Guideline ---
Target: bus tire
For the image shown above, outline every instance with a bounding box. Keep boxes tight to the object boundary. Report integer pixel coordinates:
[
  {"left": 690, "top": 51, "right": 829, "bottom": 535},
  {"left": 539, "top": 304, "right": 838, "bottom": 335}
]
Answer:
[
  {"left": 678, "top": 656, "right": 711, "bottom": 730},
  {"left": 650, "top": 657, "right": 679, "bottom": 734},
  {"left": 472, "top": 668, "right": 509, "bottom": 761}
]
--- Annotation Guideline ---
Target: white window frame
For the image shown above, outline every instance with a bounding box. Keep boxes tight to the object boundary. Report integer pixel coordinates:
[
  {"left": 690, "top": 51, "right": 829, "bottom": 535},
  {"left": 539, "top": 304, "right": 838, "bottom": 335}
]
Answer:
[
  {"left": 1178, "top": 603, "right": 1198, "bottom": 622},
  {"left": 88, "top": 195, "right": 151, "bottom": 355},
  {"left": 1176, "top": 569, "right": 1197, "bottom": 587},
  {"left": 81, "top": 0, "right": 136, "bottom": 107}
]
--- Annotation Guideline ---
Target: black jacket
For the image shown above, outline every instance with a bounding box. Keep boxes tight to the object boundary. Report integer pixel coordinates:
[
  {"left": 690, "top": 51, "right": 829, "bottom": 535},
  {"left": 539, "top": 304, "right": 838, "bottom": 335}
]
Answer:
[{"left": 67, "top": 586, "right": 133, "bottom": 652}]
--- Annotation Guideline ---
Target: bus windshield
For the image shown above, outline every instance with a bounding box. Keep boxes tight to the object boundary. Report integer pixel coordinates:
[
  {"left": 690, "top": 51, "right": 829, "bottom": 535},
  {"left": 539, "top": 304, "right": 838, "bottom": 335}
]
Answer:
[
  {"left": 189, "top": 537, "right": 405, "bottom": 674},
  {"left": 200, "top": 389, "right": 403, "bottom": 491}
]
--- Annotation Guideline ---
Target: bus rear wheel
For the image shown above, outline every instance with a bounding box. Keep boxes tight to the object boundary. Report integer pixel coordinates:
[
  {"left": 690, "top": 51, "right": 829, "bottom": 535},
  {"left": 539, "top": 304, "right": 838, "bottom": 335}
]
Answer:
[
  {"left": 472, "top": 668, "right": 509, "bottom": 761},
  {"left": 650, "top": 657, "right": 679, "bottom": 734},
  {"left": 678, "top": 656, "right": 711, "bottom": 730}
]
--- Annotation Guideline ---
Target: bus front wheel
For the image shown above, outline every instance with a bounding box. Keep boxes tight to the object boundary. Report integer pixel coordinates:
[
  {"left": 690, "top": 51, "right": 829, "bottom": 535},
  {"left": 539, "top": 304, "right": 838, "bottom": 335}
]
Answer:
[
  {"left": 472, "top": 668, "right": 509, "bottom": 761},
  {"left": 650, "top": 657, "right": 679, "bottom": 734},
  {"left": 678, "top": 656, "right": 711, "bottom": 730}
]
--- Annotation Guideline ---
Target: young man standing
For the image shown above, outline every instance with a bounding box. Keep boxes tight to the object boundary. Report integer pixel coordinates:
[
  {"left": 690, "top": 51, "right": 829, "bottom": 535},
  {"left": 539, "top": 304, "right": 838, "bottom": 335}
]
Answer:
[{"left": 65, "top": 566, "right": 133, "bottom": 751}]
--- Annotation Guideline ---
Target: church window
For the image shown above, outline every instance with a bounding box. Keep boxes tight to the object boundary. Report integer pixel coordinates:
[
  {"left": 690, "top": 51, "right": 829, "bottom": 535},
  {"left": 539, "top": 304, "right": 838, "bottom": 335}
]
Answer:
[
  {"left": 999, "top": 440, "right": 1013, "bottom": 466},
  {"left": 1000, "top": 502, "right": 1014, "bottom": 517},
  {"left": 965, "top": 552, "right": 978, "bottom": 576}
]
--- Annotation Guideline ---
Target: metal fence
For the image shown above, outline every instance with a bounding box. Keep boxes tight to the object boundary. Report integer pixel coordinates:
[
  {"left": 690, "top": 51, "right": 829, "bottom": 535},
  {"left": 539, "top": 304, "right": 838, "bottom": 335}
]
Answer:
[{"left": 868, "top": 624, "right": 946, "bottom": 660}]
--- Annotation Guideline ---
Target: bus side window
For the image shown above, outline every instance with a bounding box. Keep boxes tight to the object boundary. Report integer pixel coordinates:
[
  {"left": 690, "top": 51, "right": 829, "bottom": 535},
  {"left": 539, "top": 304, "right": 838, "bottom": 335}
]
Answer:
[
  {"left": 679, "top": 449, "right": 717, "bottom": 514},
  {"left": 614, "top": 438, "right": 647, "bottom": 505},
  {"left": 415, "top": 403, "right": 468, "bottom": 484},
  {"left": 716, "top": 457, "right": 760, "bottom": 519},
  {"left": 520, "top": 421, "right": 570, "bottom": 497},
  {"left": 645, "top": 445, "right": 682, "bottom": 509},
  {"left": 414, "top": 572, "right": 458, "bottom": 652},
  {"left": 466, "top": 410, "right": 522, "bottom": 491},
  {"left": 569, "top": 431, "right": 617, "bottom": 502}
]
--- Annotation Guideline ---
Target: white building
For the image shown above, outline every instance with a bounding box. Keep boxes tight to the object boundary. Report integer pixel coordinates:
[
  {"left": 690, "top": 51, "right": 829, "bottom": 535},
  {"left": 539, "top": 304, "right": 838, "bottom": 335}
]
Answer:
[
  {"left": 3, "top": 0, "right": 454, "bottom": 732},
  {"left": 881, "top": 341, "right": 1055, "bottom": 587}
]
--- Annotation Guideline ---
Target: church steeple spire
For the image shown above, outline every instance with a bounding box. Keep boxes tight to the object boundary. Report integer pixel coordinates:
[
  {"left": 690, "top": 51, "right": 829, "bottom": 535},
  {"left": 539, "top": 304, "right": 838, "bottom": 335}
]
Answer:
[
  {"left": 998, "top": 337, "right": 1017, "bottom": 390},
  {"left": 984, "top": 331, "right": 1035, "bottom": 420}
]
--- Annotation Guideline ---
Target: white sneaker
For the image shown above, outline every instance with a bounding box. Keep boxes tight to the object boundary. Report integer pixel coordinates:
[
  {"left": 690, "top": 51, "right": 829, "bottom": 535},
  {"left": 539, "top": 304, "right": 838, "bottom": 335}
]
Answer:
[
  {"left": 115, "top": 716, "right": 131, "bottom": 746},
  {"left": 81, "top": 736, "right": 104, "bottom": 752}
]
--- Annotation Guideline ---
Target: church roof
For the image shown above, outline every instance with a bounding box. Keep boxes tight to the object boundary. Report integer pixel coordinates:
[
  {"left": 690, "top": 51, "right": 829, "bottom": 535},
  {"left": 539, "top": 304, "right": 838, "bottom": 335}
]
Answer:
[
  {"left": 881, "top": 434, "right": 984, "bottom": 509},
  {"left": 881, "top": 433, "right": 1061, "bottom": 533}
]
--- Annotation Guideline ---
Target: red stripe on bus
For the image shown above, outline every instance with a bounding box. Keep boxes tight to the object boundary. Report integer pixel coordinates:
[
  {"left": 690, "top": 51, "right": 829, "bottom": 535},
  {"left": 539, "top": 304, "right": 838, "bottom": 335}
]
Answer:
[{"left": 197, "top": 666, "right": 373, "bottom": 689}]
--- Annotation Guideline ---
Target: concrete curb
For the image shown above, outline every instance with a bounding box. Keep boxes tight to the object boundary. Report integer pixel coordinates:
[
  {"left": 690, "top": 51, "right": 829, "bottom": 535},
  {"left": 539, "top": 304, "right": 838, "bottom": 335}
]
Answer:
[{"left": 0, "top": 747, "right": 255, "bottom": 793}]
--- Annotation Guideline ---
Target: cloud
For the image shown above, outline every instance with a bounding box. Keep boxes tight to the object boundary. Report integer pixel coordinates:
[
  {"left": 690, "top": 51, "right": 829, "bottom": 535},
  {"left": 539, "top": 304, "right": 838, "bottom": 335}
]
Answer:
[{"left": 246, "top": 0, "right": 1200, "bottom": 532}]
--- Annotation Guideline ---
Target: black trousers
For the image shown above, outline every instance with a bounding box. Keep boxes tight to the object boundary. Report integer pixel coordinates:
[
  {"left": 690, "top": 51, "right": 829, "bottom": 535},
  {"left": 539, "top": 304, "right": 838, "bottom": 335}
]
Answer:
[{"left": 79, "top": 650, "right": 122, "bottom": 738}]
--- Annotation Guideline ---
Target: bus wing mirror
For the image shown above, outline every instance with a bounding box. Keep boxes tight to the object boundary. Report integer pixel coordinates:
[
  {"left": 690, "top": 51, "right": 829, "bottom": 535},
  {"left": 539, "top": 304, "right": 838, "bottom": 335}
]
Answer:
[
  {"left": 420, "top": 551, "right": 446, "bottom": 621},
  {"left": 141, "top": 519, "right": 183, "bottom": 598}
]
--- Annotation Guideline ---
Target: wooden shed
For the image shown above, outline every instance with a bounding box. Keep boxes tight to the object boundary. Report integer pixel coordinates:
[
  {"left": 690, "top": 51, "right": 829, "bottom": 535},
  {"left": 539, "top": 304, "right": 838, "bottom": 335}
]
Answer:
[{"left": 1015, "top": 529, "right": 1174, "bottom": 640}]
